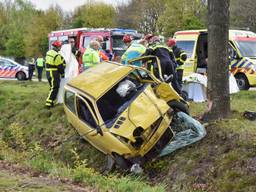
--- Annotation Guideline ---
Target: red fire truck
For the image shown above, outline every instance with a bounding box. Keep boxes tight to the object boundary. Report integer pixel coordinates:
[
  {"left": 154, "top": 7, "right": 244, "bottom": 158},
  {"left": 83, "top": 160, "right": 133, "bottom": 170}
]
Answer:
[{"left": 48, "top": 28, "right": 142, "bottom": 62}]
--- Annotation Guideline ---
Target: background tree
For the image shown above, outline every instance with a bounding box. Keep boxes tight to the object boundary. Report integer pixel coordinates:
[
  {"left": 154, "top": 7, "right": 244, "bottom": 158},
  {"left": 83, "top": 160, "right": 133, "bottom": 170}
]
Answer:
[
  {"left": 0, "top": 0, "right": 35, "bottom": 58},
  {"left": 157, "top": 0, "right": 207, "bottom": 36},
  {"left": 25, "top": 6, "right": 64, "bottom": 57},
  {"left": 116, "top": 0, "right": 166, "bottom": 34},
  {"left": 207, "top": 0, "right": 230, "bottom": 120},
  {"left": 230, "top": 0, "right": 256, "bottom": 31},
  {"left": 72, "top": 2, "right": 116, "bottom": 28}
]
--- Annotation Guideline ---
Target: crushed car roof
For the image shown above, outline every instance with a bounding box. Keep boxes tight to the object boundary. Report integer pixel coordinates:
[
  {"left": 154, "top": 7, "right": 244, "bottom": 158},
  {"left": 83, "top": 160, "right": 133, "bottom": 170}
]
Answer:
[{"left": 67, "top": 62, "right": 133, "bottom": 99}]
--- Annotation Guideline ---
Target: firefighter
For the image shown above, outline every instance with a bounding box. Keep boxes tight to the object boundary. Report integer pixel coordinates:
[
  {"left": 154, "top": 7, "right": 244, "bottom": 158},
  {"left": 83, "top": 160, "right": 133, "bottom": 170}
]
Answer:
[
  {"left": 28, "top": 57, "right": 35, "bottom": 81},
  {"left": 68, "top": 37, "right": 81, "bottom": 61},
  {"left": 36, "top": 56, "right": 45, "bottom": 82},
  {"left": 144, "top": 36, "right": 181, "bottom": 94},
  {"left": 45, "top": 41, "right": 65, "bottom": 108},
  {"left": 122, "top": 34, "right": 133, "bottom": 49},
  {"left": 121, "top": 39, "right": 146, "bottom": 66},
  {"left": 167, "top": 38, "right": 187, "bottom": 86},
  {"left": 82, "top": 40, "right": 100, "bottom": 70}
]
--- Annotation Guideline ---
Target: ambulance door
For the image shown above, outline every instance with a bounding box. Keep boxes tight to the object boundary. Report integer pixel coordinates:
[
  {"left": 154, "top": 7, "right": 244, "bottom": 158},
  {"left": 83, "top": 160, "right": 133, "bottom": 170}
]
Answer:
[{"left": 175, "top": 32, "right": 199, "bottom": 77}]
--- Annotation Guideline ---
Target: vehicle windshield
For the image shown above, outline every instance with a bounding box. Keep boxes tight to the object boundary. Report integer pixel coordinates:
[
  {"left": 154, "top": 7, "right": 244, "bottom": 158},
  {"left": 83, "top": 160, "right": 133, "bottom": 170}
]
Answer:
[
  {"left": 112, "top": 35, "right": 141, "bottom": 57},
  {"left": 176, "top": 40, "right": 195, "bottom": 58},
  {"left": 97, "top": 69, "right": 151, "bottom": 128},
  {"left": 235, "top": 40, "right": 256, "bottom": 58},
  {"left": 83, "top": 36, "right": 110, "bottom": 50},
  {"left": 112, "top": 35, "right": 126, "bottom": 50}
]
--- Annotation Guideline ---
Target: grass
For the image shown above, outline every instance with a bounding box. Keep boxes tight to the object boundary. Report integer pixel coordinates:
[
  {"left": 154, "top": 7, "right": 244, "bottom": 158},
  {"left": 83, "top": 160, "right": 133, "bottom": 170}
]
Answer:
[
  {"left": 0, "top": 80, "right": 165, "bottom": 191},
  {"left": 0, "top": 80, "right": 256, "bottom": 191}
]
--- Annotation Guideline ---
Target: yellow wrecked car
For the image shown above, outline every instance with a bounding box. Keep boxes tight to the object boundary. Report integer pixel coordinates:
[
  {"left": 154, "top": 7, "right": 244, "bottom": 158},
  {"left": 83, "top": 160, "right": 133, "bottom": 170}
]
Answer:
[{"left": 63, "top": 56, "right": 188, "bottom": 169}]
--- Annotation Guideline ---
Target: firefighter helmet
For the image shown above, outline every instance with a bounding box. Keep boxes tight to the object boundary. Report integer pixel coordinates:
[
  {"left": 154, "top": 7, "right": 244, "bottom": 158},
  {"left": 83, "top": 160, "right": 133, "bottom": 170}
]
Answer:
[
  {"left": 123, "top": 34, "right": 132, "bottom": 43},
  {"left": 167, "top": 38, "right": 176, "bottom": 47},
  {"left": 52, "top": 40, "right": 62, "bottom": 48}
]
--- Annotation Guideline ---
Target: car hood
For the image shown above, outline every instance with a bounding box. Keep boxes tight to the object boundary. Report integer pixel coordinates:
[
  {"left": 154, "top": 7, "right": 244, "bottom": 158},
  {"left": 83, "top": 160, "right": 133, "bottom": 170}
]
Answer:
[{"left": 109, "top": 85, "right": 170, "bottom": 142}]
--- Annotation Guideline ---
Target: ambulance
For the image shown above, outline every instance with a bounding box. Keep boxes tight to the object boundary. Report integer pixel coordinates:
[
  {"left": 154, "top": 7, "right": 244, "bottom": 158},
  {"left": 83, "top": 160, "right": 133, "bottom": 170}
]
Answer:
[{"left": 173, "top": 29, "right": 256, "bottom": 90}]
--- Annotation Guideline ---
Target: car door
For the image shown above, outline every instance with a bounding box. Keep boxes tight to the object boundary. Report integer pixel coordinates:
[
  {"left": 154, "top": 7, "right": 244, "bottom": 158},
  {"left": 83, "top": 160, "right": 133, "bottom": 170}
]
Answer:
[
  {"left": 75, "top": 94, "right": 108, "bottom": 153},
  {"left": 0, "top": 59, "right": 16, "bottom": 78},
  {"left": 0, "top": 59, "right": 6, "bottom": 77}
]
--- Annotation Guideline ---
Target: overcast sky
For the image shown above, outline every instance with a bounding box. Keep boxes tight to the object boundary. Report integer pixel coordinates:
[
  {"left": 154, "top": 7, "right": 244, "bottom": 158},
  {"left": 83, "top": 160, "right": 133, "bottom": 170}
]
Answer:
[{"left": 1, "top": 0, "right": 127, "bottom": 12}]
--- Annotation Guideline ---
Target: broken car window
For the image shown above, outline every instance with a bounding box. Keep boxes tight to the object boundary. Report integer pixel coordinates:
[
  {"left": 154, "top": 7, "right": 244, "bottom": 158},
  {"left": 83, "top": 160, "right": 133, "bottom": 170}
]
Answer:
[
  {"left": 77, "top": 97, "right": 97, "bottom": 128},
  {"left": 64, "top": 90, "right": 76, "bottom": 113},
  {"left": 97, "top": 70, "right": 148, "bottom": 127}
]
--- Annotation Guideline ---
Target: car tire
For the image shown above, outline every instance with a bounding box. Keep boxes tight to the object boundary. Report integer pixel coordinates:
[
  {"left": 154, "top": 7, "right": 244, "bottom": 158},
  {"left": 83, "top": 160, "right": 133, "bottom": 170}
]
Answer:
[
  {"left": 16, "top": 71, "right": 26, "bottom": 81},
  {"left": 235, "top": 73, "right": 250, "bottom": 90},
  {"left": 168, "top": 100, "right": 190, "bottom": 115},
  {"left": 113, "top": 153, "right": 131, "bottom": 170}
]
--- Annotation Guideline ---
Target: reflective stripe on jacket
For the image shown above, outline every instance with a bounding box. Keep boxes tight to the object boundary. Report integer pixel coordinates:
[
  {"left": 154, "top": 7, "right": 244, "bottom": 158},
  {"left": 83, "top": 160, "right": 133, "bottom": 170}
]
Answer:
[
  {"left": 173, "top": 45, "right": 187, "bottom": 70},
  {"left": 45, "top": 49, "right": 65, "bottom": 75}
]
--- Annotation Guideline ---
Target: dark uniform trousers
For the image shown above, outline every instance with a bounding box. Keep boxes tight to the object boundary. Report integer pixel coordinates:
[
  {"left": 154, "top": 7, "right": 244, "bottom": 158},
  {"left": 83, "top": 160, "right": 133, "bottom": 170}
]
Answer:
[{"left": 46, "top": 70, "right": 60, "bottom": 107}]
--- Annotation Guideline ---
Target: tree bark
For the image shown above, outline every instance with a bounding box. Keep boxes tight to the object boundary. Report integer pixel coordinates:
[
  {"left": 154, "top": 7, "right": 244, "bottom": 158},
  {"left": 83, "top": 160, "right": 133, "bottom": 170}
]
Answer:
[{"left": 207, "top": 0, "right": 230, "bottom": 120}]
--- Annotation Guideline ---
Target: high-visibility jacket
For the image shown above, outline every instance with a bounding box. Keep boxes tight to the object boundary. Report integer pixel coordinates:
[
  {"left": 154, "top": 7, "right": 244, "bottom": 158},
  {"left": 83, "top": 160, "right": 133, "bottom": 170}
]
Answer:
[
  {"left": 28, "top": 58, "right": 35, "bottom": 65},
  {"left": 36, "top": 58, "right": 44, "bottom": 67},
  {"left": 45, "top": 49, "right": 65, "bottom": 76},
  {"left": 172, "top": 45, "right": 187, "bottom": 70},
  {"left": 82, "top": 47, "right": 100, "bottom": 69},
  {"left": 121, "top": 43, "right": 146, "bottom": 66}
]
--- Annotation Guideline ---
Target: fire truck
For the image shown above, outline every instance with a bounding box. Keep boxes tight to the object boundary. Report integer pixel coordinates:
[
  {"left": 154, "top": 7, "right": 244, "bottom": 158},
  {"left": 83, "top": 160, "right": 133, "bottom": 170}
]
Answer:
[{"left": 48, "top": 28, "right": 142, "bottom": 62}]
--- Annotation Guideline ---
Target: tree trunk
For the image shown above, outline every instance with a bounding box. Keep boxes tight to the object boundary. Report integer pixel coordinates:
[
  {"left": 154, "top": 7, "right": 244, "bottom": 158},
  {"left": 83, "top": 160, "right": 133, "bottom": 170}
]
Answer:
[{"left": 207, "top": 0, "right": 230, "bottom": 120}]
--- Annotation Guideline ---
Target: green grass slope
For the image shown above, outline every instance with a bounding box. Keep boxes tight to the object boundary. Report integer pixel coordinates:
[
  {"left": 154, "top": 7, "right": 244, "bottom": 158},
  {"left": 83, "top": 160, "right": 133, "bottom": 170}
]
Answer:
[{"left": 0, "top": 80, "right": 256, "bottom": 192}]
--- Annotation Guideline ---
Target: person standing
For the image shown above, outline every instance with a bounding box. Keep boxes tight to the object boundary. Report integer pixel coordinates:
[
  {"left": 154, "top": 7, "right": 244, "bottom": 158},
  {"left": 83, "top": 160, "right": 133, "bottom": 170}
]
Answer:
[
  {"left": 144, "top": 36, "right": 181, "bottom": 94},
  {"left": 121, "top": 39, "right": 146, "bottom": 66},
  {"left": 68, "top": 37, "right": 81, "bottom": 61},
  {"left": 28, "top": 57, "right": 35, "bottom": 81},
  {"left": 82, "top": 41, "right": 100, "bottom": 70},
  {"left": 36, "top": 56, "right": 45, "bottom": 82},
  {"left": 45, "top": 41, "right": 65, "bottom": 108},
  {"left": 96, "top": 35, "right": 109, "bottom": 61},
  {"left": 167, "top": 38, "right": 187, "bottom": 86}
]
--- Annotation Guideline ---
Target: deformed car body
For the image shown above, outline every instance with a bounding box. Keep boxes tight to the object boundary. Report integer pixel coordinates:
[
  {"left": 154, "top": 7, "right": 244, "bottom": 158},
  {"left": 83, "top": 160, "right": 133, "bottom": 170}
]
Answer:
[{"left": 63, "top": 58, "right": 188, "bottom": 168}]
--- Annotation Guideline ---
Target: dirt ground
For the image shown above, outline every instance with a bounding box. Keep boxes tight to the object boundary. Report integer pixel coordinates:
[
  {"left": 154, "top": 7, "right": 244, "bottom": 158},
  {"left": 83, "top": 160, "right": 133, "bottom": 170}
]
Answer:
[{"left": 0, "top": 161, "right": 94, "bottom": 192}]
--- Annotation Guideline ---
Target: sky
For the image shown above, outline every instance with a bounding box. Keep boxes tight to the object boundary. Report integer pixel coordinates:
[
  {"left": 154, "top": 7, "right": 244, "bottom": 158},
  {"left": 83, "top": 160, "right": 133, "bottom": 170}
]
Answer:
[{"left": 28, "top": 0, "right": 126, "bottom": 12}]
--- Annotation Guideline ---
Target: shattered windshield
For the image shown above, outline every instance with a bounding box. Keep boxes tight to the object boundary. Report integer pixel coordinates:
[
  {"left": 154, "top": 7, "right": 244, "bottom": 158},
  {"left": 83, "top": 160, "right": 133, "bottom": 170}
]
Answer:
[
  {"left": 97, "top": 69, "right": 150, "bottom": 128},
  {"left": 235, "top": 40, "right": 256, "bottom": 58}
]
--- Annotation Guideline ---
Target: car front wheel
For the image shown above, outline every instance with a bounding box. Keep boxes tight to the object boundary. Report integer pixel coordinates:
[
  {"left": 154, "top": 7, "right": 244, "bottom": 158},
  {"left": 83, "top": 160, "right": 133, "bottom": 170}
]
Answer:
[
  {"left": 235, "top": 74, "right": 250, "bottom": 90},
  {"left": 16, "top": 71, "right": 26, "bottom": 80}
]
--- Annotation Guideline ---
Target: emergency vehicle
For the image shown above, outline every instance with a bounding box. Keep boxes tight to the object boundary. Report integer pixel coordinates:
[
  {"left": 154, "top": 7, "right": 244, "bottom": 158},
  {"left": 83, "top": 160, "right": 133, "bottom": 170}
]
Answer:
[
  {"left": 48, "top": 28, "right": 142, "bottom": 62},
  {"left": 0, "top": 57, "right": 29, "bottom": 80},
  {"left": 173, "top": 29, "right": 256, "bottom": 90}
]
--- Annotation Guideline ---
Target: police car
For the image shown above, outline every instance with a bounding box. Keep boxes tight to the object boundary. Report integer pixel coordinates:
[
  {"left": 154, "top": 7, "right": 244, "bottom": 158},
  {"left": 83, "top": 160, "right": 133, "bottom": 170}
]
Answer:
[{"left": 0, "top": 57, "right": 29, "bottom": 80}]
